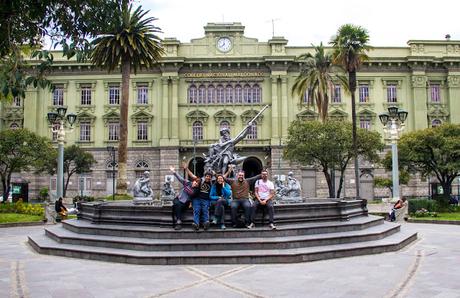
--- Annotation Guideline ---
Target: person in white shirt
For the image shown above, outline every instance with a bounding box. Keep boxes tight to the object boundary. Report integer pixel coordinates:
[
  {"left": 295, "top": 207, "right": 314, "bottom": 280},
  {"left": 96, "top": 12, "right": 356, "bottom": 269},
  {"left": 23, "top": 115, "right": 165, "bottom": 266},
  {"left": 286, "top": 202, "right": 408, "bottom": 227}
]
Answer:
[{"left": 250, "top": 169, "right": 276, "bottom": 230}]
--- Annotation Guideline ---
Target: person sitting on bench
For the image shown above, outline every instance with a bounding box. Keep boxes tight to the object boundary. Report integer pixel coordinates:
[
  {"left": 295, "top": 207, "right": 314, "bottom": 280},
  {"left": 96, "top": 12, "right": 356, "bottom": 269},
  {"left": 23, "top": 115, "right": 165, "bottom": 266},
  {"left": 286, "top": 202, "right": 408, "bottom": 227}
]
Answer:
[{"left": 55, "top": 197, "right": 68, "bottom": 220}]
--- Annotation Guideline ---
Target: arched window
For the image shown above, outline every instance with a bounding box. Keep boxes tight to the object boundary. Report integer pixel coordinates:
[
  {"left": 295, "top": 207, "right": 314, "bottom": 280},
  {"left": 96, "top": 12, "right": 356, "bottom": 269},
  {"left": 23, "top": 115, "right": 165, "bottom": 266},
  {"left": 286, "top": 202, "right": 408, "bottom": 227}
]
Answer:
[
  {"left": 252, "top": 84, "right": 261, "bottom": 103},
  {"left": 235, "top": 84, "right": 243, "bottom": 103},
  {"left": 225, "top": 85, "right": 234, "bottom": 103},
  {"left": 216, "top": 85, "right": 225, "bottom": 104},
  {"left": 135, "top": 160, "right": 150, "bottom": 178},
  {"left": 302, "top": 92, "right": 310, "bottom": 104},
  {"left": 220, "top": 120, "right": 230, "bottom": 131},
  {"left": 246, "top": 121, "right": 258, "bottom": 140},
  {"left": 198, "top": 84, "right": 206, "bottom": 104},
  {"left": 207, "top": 85, "right": 215, "bottom": 104},
  {"left": 243, "top": 84, "right": 251, "bottom": 103},
  {"left": 188, "top": 85, "right": 197, "bottom": 103},
  {"left": 431, "top": 119, "right": 442, "bottom": 127},
  {"left": 192, "top": 121, "right": 203, "bottom": 140},
  {"left": 9, "top": 123, "right": 19, "bottom": 130}
]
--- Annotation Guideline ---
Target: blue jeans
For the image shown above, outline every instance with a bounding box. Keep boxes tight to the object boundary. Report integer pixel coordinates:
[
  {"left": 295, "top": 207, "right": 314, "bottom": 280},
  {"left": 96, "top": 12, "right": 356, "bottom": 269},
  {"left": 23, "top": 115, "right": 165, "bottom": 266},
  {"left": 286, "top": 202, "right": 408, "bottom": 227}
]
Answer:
[
  {"left": 231, "top": 198, "right": 252, "bottom": 226},
  {"left": 192, "top": 198, "right": 210, "bottom": 225}
]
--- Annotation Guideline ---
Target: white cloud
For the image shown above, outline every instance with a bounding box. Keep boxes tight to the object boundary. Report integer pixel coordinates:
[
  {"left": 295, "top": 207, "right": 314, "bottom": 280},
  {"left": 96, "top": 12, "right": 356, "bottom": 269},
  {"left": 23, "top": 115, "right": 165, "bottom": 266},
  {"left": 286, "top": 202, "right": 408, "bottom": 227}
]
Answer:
[{"left": 141, "top": 0, "right": 459, "bottom": 46}]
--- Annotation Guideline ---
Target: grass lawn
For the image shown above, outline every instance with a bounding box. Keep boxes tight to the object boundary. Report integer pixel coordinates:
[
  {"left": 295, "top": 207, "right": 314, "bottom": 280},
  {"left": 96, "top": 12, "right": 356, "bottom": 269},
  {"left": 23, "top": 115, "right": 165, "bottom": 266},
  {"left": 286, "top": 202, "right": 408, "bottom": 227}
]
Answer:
[
  {"left": 0, "top": 213, "right": 43, "bottom": 224},
  {"left": 411, "top": 212, "right": 460, "bottom": 221}
]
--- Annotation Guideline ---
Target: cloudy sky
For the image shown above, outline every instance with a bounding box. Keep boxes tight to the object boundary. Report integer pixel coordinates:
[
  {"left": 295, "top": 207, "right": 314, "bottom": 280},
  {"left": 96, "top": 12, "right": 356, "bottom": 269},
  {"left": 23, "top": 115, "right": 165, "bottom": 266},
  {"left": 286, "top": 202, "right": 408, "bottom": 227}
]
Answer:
[{"left": 142, "top": 0, "right": 458, "bottom": 47}]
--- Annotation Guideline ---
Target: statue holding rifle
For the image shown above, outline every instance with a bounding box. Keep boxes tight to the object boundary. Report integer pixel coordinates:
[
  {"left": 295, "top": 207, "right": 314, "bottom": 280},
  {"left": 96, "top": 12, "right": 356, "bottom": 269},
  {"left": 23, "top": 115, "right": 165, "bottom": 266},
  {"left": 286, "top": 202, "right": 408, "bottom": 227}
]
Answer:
[{"left": 205, "top": 105, "right": 268, "bottom": 174}]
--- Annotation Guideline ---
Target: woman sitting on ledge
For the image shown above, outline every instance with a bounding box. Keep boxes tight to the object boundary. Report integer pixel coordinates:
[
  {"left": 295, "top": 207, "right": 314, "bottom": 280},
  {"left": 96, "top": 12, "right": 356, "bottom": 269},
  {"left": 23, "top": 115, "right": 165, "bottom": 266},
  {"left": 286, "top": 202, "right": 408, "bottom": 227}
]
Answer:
[
  {"left": 54, "top": 197, "right": 68, "bottom": 220},
  {"left": 389, "top": 197, "right": 407, "bottom": 222}
]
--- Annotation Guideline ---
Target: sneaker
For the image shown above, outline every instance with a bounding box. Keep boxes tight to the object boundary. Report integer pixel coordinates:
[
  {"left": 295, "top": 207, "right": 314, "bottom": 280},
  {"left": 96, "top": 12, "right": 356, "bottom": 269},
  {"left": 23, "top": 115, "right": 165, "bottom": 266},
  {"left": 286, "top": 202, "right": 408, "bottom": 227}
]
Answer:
[
  {"left": 192, "top": 223, "right": 199, "bottom": 231},
  {"left": 220, "top": 224, "right": 226, "bottom": 230},
  {"left": 203, "top": 221, "right": 210, "bottom": 230},
  {"left": 232, "top": 224, "right": 238, "bottom": 228},
  {"left": 211, "top": 218, "right": 218, "bottom": 225},
  {"left": 269, "top": 223, "right": 277, "bottom": 230},
  {"left": 174, "top": 224, "right": 182, "bottom": 230},
  {"left": 246, "top": 223, "right": 255, "bottom": 229}
]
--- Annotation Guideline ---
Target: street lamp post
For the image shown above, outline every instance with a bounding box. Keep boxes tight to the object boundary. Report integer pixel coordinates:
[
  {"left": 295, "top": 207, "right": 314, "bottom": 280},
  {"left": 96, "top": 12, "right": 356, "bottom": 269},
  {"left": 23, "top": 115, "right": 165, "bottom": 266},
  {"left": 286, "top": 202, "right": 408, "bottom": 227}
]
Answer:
[
  {"left": 379, "top": 106, "right": 408, "bottom": 201},
  {"left": 47, "top": 106, "right": 77, "bottom": 201},
  {"left": 106, "top": 146, "right": 116, "bottom": 200}
]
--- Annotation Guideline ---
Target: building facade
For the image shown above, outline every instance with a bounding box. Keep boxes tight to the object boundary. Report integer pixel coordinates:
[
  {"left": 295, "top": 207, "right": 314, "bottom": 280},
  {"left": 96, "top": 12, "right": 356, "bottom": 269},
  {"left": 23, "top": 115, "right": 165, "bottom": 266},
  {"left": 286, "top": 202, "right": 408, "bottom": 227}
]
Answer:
[{"left": 1, "top": 22, "right": 460, "bottom": 199}]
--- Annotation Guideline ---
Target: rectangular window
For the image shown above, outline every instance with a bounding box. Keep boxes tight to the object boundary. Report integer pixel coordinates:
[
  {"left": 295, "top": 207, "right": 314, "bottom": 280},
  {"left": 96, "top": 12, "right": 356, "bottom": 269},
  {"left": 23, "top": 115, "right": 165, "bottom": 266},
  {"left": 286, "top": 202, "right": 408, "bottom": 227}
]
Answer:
[
  {"left": 12, "top": 97, "right": 21, "bottom": 107},
  {"left": 137, "top": 84, "right": 148, "bottom": 104},
  {"left": 360, "top": 118, "right": 371, "bottom": 130},
  {"left": 81, "top": 85, "right": 92, "bottom": 105},
  {"left": 430, "top": 84, "right": 441, "bottom": 103},
  {"left": 358, "top": 84, "right": 369, "bottom": 103},
  {"left": 108, "top": 85, "right": 120, "bottom": 105},
  {"left": 302, "top": 91, "right": 310, "bottom": 104},
  {"left": 387, "top": 84, "right": 397, "bottom": 103},
  {"left": 108, "top": 122, "right": 119, "bottom": 141},
  {"left": 137, "top": 121, "right": 148, "bottom": 140},
  {"left": 80, "top": 122, "right": 91, "bottom": 141},
  {"left": 332, "top": 84, "right": 341, "bottom": 103},
  {"left": 53, "top": 85, "right": 64, "bottom": 106}
]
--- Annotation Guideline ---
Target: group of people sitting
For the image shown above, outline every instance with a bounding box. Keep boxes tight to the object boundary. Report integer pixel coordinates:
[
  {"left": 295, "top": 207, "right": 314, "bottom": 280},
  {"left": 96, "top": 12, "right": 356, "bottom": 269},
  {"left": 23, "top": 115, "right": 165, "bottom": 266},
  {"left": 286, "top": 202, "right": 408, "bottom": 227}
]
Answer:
[{"left": 170, "top": 163, "right": 277, "bottom": 231}]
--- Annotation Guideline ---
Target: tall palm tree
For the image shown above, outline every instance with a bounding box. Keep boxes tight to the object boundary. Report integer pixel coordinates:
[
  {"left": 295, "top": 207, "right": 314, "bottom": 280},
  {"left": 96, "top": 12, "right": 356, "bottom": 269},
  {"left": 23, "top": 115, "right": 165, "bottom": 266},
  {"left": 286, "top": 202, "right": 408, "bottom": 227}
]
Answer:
[
  {"left": 91, "top": 1, "right": 164, "bottom": 194},
  {"left": 292, "top": 43, "right": 334, "bottom": 122},
  {"left": 330, "top": 24, "right": 371, "bottom": 199}
]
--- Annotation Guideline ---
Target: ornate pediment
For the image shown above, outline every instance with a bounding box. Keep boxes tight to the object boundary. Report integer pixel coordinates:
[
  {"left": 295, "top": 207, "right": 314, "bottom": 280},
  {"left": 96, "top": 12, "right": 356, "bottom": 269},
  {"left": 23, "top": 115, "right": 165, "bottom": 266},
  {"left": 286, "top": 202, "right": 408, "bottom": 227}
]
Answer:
[
  {"left": 427, "top": 104, "right": 449, "bottom": 120},
  {"left": 186, "top": 110, "right": 209, "bottom": 124},
  {"left": 102, "top": 110, "right": 120, "bottom": 125},
  {"left": 131, "top": 110, "right": 154, "bottom": 123},
  {"left": 296, "top": 109, "right": 318, "bottom": 121},
  {"left": 329, "top": 109, "right": 348, "bottom": 121},
  {"left": 76, "top": 111, "right": 96, "bottom": 124},
  {"left": 241, "top": 109, "right": 264, "bottom": 124},
  {"left": 1, "top": 106, "right": 24, "bottom": 121},
  {"left": 357, "top": 109, "right": 376, "bottom": 119},
  {"left": 214, "top": 110, "right": 237, "bottom": 123}
]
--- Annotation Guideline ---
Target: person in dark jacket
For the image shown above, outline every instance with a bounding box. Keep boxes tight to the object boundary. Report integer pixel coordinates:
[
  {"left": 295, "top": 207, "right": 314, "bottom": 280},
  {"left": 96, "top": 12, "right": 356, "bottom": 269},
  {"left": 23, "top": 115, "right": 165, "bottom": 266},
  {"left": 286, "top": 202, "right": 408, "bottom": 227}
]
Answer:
[
  {"left": 170, "top": 166, "right": 200, "bottom": 230},
  {"left": 54, "top": 197, "right": 68, "bottom": 220}
]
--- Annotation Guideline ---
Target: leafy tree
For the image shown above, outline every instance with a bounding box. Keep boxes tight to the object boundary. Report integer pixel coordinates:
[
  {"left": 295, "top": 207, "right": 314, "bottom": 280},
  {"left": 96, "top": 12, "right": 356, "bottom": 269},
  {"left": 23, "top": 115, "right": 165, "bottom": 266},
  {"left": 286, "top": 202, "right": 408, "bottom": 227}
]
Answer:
[
  {"left": 0, "top": 129, "right": 56, "bottom": 200},
  {"left": 45, "top": 145, "right": 96, "bottom": 197},
  {"left": 374, "top": 171, "right": 410, "bottom": 197},
  {"left": 90, "top": 1, "right": 164, "bottom": 194},
  {"left": 396, "top": 124, "right": 460, "bottom": 201},
  {"left": 0, "top": 0, "right": 118, "bottom": 100},
  {"left": 330, "top": 24, "right": 371, "bottom": 198},
  {"left": 284, "top": 120, "right": 384, "bottom": 198}
]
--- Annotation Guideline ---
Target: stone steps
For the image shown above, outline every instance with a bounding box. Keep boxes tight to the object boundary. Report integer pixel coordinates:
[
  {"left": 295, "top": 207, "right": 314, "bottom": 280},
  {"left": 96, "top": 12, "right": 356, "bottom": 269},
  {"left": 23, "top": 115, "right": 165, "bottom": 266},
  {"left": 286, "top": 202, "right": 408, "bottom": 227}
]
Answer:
[
  {"left": 28, "top": 228, "right": 417, "bottom": 265},
  {"left": 62, "top": 215, "right": 384, "bottom": 239},
  {"left": 44, "top": 221, "right": 400, "bottom": 251}
]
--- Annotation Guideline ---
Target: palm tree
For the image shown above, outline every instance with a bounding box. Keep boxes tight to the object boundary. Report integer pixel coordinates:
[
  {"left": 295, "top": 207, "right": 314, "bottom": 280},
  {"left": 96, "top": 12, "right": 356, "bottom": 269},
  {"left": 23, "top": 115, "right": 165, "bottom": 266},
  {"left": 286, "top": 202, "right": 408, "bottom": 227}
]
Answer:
[
  {"left": 91, "top": 1, "right": 164, "bottom": 194},
  {"left": 292, "top": 43, "right": 334, "bottom": 122},
  {"left": 330, "top": 24, "right": 371, "bottom": 199}
]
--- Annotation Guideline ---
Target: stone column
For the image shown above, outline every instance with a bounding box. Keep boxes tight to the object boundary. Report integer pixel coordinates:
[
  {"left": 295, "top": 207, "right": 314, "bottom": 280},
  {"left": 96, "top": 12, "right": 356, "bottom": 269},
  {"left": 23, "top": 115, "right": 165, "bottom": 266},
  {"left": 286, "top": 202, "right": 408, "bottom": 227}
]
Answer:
[
  {"left": 447, "top": 74, "right": 460, "bottom": 123},
  {"left": 160, "top": 78, "right": 169, "bottom": 142},
  {"left": 170, "top": 77, "right": 179, "bottom": 144},
  {"left": 270, "top": 76, "right": 280, "bottom": 141},
  {"left": 280, "top": 76, "right": 289, "bottom": 137},
  {"left": 410, "top": 74, "right": 428, "bottom": 130}
]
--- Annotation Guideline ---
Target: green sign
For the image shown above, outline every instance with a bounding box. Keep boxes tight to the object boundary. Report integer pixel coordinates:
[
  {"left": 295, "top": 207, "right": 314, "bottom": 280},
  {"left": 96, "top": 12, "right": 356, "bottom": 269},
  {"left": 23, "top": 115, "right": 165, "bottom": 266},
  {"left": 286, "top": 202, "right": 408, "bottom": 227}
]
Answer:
[{"left": 12, "top": 185, "right": 21, "bottom": 194}]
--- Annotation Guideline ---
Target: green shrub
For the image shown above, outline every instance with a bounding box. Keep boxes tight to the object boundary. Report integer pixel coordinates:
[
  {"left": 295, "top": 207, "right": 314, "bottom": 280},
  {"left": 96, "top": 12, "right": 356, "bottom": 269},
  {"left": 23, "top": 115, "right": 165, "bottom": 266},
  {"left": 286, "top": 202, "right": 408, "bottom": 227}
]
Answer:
[
  {"left": 0, "top": 202, "right": 44, "bottom": 216},
  {"left": 408, "top": 198, "right": 440, "bottom": 214},
  {"left": 106, "top": 194, "right": 133, "bottom": 201},
  {"left": 412, "top": 208, "right": 438, "bottom": 218},
  {"left": 73, "top": 195, "right": 95, "bottom": 203},
  {"left": 38, "top": 187, "right": 49, "bottom": 201}
]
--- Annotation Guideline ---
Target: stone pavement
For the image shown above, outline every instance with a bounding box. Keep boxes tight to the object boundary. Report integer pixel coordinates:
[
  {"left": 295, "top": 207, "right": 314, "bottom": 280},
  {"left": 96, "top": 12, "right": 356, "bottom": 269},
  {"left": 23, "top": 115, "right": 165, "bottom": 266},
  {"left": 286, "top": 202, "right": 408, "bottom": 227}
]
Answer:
[{"left": 1, "top": 222, "right": 459, "bottom": 298}]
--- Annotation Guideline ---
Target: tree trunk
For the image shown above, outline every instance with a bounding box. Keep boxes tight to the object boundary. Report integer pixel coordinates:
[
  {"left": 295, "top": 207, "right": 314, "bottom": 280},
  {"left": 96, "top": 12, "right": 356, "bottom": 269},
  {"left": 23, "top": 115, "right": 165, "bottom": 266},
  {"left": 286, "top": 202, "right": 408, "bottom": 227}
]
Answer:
[
  {"left": 349, "top": 70, "right": 360, "bottom": 199},
  {"left": 323, "top": 167, "right": 334, "bottom": 198},
  {"left": 117, "top": 58, "right": 130, "bottom": 195},
  {"left": 336, "top": 167, "right": 346, "bottom": 198}
]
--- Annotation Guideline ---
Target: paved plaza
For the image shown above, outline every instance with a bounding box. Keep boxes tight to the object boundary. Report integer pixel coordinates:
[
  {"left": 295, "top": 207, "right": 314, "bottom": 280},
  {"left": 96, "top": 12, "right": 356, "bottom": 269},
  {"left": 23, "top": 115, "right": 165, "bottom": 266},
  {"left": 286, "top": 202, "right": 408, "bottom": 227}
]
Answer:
[{"left": 1, "top": 222, "right": 459, "bottom": 298}]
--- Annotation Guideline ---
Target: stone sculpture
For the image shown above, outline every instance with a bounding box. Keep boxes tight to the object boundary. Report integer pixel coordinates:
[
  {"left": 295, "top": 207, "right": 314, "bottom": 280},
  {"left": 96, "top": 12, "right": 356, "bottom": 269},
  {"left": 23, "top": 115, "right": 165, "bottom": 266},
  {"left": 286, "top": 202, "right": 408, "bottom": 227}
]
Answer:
[
  {"left": 132, "top": 171, "right": 154, "bottom": 205},
  {"left": 161, "top": 175, "right": 176, "bottom": 206}
]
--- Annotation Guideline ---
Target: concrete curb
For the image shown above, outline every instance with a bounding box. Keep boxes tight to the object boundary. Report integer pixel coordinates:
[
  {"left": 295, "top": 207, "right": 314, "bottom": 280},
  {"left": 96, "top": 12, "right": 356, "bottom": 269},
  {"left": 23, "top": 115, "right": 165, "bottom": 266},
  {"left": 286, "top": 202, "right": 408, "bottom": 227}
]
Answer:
[
  {"left": 407, "top": 218, "right": 460, "bottom": 225},
  {"left": 0, "top": 221, "right": 46, "bottom": 228}
]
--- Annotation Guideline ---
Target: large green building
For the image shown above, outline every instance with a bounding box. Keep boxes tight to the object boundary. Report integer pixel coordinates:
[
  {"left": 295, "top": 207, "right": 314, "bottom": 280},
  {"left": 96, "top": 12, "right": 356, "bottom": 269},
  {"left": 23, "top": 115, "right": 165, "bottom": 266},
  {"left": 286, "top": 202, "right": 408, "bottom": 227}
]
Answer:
[{"left": 1, "top": 22, "right": 460, "bottom": 199}]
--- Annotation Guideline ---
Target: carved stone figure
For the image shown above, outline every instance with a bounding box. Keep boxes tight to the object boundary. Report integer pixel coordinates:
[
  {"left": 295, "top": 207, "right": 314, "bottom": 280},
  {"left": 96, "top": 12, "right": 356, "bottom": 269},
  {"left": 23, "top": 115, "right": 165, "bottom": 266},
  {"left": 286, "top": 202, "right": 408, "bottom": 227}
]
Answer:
[
  {"left": 132, "top": 171, "right": 153, "bottom": 205},
  {"left": 285, "top": 171, "right": 301, "bottom": 198},
  {"left": 204, "top": 105, "right": 268, "bottom": 174},
  {"left": 162, "top": 176, "right": 175, "bottom": 197}
]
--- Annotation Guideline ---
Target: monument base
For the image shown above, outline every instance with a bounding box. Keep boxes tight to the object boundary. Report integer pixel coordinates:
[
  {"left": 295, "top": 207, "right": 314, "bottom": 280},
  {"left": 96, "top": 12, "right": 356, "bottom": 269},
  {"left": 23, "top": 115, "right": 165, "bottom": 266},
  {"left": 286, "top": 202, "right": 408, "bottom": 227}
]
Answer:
[
  {"left": 161, "top": 195, "right": 175, "bottom": 206},
  {"left": 132, "top": 197, "right": 153, "bottom": 205}
]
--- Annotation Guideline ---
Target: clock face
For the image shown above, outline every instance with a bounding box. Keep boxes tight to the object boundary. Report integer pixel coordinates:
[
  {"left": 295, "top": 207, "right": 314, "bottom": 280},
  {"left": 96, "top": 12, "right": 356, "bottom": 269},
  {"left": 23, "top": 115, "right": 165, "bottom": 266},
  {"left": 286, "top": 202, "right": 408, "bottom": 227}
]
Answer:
[{"left": 217, "top": 37, "right": 232, "bottom": 52}]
